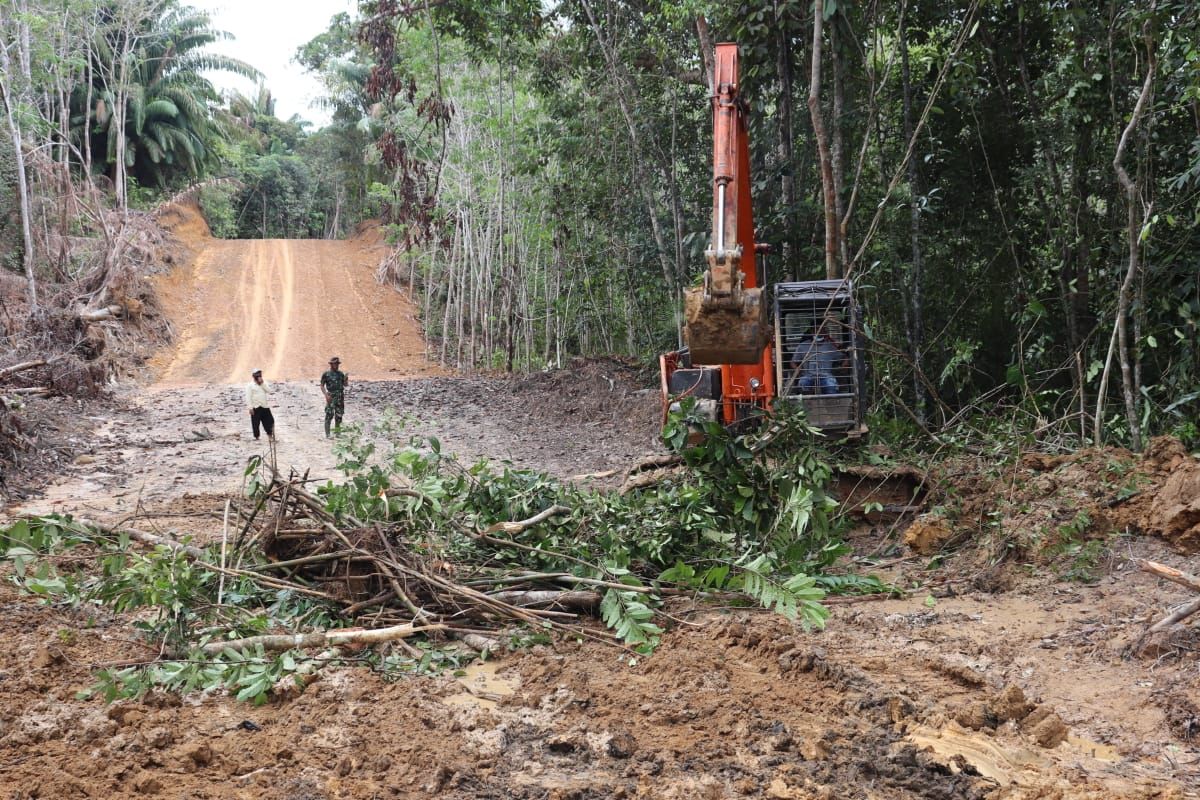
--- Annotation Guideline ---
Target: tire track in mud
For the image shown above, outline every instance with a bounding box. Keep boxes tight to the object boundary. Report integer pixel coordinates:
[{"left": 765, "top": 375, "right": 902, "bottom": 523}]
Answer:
[
  {"left": 226, "top": 239, "right": 268, "bottom": 382},
  {"left": 269, "top": 240, "right": 296, "bottom": 379}
]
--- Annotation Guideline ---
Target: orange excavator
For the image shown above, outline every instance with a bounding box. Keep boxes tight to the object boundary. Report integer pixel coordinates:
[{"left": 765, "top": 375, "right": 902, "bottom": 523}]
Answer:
[{"left": 661, "top": 42, "right": 866, "bottom": 434}]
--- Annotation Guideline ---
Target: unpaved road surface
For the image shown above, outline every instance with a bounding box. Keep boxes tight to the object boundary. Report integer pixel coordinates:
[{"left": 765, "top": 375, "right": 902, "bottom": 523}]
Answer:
[
  {"left": 151, "top": 224, "right": 432, "bottom": 383},
  {"left": 2, "top": 213, "right": 1198, "bottom": 798}
]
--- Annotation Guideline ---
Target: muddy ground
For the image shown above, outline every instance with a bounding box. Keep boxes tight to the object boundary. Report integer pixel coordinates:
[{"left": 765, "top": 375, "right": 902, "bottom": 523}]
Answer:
[
  {"left": 2, "top": 210, "right": 1198, "bottom": 798},
  {"left": 4, "top": 368, "right": 1199, "bottom": 799}
]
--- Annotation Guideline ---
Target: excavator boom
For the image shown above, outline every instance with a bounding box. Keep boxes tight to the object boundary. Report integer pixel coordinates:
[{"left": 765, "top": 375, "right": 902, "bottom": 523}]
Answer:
[{"left": 684, "top": 43, "right": 768, "bottom": 365}]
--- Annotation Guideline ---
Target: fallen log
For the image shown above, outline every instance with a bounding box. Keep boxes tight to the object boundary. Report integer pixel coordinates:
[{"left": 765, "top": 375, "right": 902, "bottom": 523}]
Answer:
[
  {"left": 0, "top": 360, "right": 46, "bottom": 380},
  {"left": 73, "top": 517, "right": 208, "bottom": 559},
  {"left": 1140, "top": 560, "right": 1200, "bottom": 594},
  {"left": 459, "top": 633, "right": 500, "bottom": 653},
  {"left": 629, "top": 453, "right": 683, "bottom": 471},
  {"left": 619, "top": 454, "right": 687, "bottom": 494},
  {"left": 487, "top": 589, "right": 600, "bottom": 611},
  {"left": 200, "top": 622, "right": 448, "bottom": 654},
  {"left": 77, "top": 304, "right": 123, "bottom": 322},
  {"left": 1138, "top": 560, "right": 1200, "bottom": 635},
  {"left": 1149, "top": 598, "right": 1200, "bottom": 633},
  {"left": 569, "top": 468, "right": 619, "bottom": 481}
]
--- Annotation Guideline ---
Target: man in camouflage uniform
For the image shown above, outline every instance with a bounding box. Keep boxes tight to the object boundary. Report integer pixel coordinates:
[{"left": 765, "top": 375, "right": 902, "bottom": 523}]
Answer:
[{"left": 320, "top": 356, "right": 349, "bottom": 437}]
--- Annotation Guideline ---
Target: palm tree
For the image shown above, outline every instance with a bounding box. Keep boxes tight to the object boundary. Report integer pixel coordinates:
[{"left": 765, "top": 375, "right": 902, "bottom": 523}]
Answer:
[{"left": 74, "top": 1, "right": 261, "bottom": 191}]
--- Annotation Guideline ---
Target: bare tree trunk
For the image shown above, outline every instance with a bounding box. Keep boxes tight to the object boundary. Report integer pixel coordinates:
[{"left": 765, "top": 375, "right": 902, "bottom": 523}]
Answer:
[
  {"left": 807, "top": 0, "right": 840, "bottom": 280},
  {"left": 665, "top": 79, "right": 687, "bottom": 348},
  {"left": 899, "top": 2, "right": 926, "bottom": 423},
  {"left": 82, "top": 12, "right": 96, "bottom": 181},
  {"left": 830, "top": 13, "right": 849, "bottom": 273},
  {"left": 774, "top": 2, "right": 796, "bottom": 270},
  {"left": 0, "top": 15, "right": 37, "bottom": 310},
  {"left": 1110, "top": 13, "right": 1156, "bottom": 452},
  {"left": 695, "top": 15, "right": 715, "bottom": 94}
]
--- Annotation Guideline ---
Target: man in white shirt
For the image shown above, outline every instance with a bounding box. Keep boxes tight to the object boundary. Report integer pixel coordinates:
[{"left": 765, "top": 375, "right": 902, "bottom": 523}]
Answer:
[{"left": 245, "top": 368, "right": 274, "bottom": 440}]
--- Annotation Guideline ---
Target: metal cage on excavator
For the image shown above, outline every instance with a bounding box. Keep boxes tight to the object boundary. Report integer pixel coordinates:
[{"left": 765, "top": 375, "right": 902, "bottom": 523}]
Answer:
[{"left": 773, "top": 280, "right": 867, "bottom": 433}]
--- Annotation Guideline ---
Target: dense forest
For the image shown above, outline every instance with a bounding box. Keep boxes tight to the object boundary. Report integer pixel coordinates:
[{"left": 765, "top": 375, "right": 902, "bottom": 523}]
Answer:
[{"left": 1, "top": 0, "right": 1198, "bottom": 451}]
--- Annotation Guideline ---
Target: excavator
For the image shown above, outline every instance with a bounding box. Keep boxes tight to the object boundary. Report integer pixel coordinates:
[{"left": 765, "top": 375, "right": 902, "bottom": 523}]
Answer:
[{"left": 660, "top": 42, "right": 867, "bottom": 434}]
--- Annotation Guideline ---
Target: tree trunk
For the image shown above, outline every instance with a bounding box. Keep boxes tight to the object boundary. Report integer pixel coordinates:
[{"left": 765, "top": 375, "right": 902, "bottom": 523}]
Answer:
[
  {"left": 830, "top": 13, "right": 849, "bottom": 273},
  {"left": 1109, "top": 8, "right": 1156, "bottom": 452},
  {"left": 807, "top": 0, "right": 840, "bottom": 280},
  {"left": 0, "top": 30, "right": 37, "bottom": 311},
  {"left": 899, "top": 2, "right": 926, "bottom": 423},
  {"left": 774, "top": 2, "right": 796, "bottom": 271},
  {"left": 695, "top": 15, "right": 715, "bottom": 94}
]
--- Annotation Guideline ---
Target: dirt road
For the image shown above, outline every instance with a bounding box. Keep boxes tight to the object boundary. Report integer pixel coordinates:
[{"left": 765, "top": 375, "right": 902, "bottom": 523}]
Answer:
[
  {"left": 14, "top": 214, "right": 659, "bottom": 521},
  {"left": 151, "top": 231, "right": 433, "bottom": 384},
  {"left": 15, "top": 212, "right": 449, "bottom": 518}
]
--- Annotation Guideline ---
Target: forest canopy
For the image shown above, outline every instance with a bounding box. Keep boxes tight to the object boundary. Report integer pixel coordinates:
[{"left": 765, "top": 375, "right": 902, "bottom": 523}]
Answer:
[{"left": 2, "top": 0, "right": 1198, "bottom": 451}]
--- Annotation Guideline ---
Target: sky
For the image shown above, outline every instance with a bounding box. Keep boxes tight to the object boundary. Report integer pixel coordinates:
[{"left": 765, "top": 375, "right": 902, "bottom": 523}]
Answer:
[{"left": 188, "top": 0, "right": 358, "bottom": 129}]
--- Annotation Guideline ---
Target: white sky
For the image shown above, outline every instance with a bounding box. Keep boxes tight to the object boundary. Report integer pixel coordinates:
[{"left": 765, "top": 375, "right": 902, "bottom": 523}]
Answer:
[{"left": 188, "top": 0, "right": 358, "bottom": 129}]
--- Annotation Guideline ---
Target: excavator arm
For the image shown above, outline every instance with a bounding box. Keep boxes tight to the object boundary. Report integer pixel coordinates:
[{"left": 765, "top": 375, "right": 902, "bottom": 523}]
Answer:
[{"left": 684, "top": 43, "right": 768, "bottom": 365}]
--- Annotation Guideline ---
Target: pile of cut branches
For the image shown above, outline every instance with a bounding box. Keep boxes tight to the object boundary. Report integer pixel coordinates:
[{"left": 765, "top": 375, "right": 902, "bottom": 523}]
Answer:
[
  {"left": 1, "top": 406, "right": 889, "bottom": 702},
  {"left": 233, "top": 468, "right": 610, "bottom": 650}
]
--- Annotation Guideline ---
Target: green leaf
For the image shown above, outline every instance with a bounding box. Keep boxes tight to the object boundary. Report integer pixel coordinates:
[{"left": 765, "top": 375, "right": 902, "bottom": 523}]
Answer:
[
  {"left": 658, "top": 562, "right": 695, "bottom": 583},
  {"left": 600, "top": 588, "right": 662, "bottom": 649}
]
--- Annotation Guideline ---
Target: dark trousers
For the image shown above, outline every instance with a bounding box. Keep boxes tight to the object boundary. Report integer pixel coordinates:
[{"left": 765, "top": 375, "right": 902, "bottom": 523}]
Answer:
[{"left": 250, "top": 407, "right": 275, "bottom": 439}]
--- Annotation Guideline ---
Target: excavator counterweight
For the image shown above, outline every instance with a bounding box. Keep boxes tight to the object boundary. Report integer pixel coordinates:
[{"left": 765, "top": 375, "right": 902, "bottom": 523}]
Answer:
[{"left": 684, "top": 43, "right": 767, "bottom": 365}]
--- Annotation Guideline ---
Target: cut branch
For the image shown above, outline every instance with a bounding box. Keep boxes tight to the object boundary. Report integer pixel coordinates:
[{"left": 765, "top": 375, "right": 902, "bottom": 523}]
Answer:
[
  {"left": 483, "top": 505, "right": 572, "bottom": 535},
  {"left": 0, "top": 360, "right": 46, "bottom": 380},
  {"left": 200, "top": 623, "right": 447, "bottom": 655},
  {"left": 487, "top": 589, "right": 600, "bottom": 611},
  {"left": 1139, "top": 560, "right": 1200, "bottom": 594}
]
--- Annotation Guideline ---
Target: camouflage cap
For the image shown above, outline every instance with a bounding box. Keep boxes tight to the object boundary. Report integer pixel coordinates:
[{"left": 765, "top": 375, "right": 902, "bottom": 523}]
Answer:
[{"left": 329, "top": 356, "right": 340, "bottom": 364}]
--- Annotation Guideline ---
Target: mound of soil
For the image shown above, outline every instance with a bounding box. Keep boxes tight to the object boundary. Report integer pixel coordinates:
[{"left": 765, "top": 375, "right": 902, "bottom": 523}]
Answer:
[
  {"left": 155, "top": 200, "right": 212, "bottom": 246},
  {"left": 1115, "top": 437, "right": 1200, "bottom": 553},
  {"left": 511, "top": 356, "right": 661, "bottom": 443},
  {"left": 905, "top": 436, "right": 1200, "bottom": 564}
]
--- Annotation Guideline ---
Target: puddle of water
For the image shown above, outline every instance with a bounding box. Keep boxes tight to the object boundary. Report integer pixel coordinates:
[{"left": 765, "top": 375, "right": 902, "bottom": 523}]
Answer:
[
  {"left": 442, "top": 660, "right": 518, "bottom": 711},
  {"left": 909, "top": 724, "right": 1123, "bottom": 787},
  {"left": 909, "top": 725, "right": 1049, "bottom": 786},
  {"left": 1065, "top": 734, "right": 1120, "bottom": 762}
]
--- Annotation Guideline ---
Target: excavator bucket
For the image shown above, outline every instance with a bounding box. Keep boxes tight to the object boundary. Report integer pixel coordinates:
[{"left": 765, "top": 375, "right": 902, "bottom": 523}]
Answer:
[{"left": 684, "top": 285, "right": 767, "bottom": 365}]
